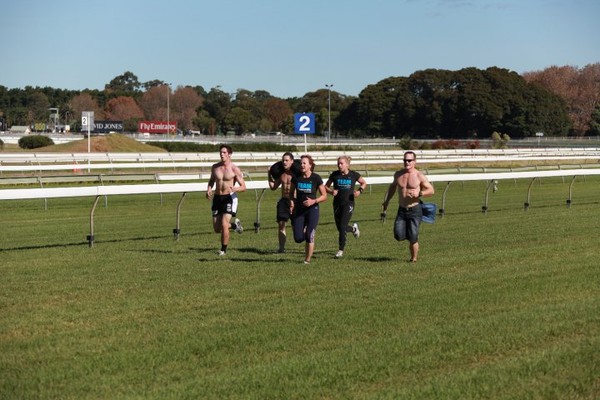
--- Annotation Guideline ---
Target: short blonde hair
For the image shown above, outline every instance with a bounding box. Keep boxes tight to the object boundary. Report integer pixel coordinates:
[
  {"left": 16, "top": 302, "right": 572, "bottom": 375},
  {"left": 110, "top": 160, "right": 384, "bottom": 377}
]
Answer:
[{"left": 337, "top": 155, "right": 351, "bottom": 164}]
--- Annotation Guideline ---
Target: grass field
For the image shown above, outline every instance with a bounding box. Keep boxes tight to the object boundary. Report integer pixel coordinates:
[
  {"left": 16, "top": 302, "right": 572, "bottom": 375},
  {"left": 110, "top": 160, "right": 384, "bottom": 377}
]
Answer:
[{"left": 1, "top": 177, "right": 599, "bottom": 399}]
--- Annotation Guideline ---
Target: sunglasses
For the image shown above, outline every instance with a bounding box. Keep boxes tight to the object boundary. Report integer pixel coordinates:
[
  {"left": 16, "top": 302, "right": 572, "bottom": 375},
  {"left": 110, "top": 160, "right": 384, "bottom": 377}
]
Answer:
[{"left": 403, "top": 159, "right": 415, "bottom": 163}]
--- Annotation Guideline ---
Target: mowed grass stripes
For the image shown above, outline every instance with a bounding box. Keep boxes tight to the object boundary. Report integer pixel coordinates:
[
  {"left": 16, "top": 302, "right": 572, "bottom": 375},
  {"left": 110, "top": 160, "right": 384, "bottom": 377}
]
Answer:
[{"left": 1, "top": 177, "right": 599, "bottom": 399}]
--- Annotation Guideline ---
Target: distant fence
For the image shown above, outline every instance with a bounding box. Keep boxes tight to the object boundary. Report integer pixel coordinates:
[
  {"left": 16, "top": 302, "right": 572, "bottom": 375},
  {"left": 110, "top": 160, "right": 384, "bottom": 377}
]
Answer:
[
  {"left": 3, "top": 132, "right": 600, "bottom": 148},
  {"left": 1, "top": 168, "right": 599, "bottom": 248},
  {"left": 2, "top": 147, "right": 600, "bottom": 163},
  {"left": 2, "top": 148, "right": 600, "bottom": 175}
]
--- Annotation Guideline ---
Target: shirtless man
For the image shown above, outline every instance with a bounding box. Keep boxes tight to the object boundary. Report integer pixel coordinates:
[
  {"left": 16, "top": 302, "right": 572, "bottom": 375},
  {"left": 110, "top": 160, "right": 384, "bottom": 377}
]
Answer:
[
  {"left": 268, "top": 152, "right": 296, "bottom": 253},
  {"left": 381, "top": 151, "right": 434, "bottom": 263},
  {"left": 206, "top": 144, "right": 246, "bottom": 256}
]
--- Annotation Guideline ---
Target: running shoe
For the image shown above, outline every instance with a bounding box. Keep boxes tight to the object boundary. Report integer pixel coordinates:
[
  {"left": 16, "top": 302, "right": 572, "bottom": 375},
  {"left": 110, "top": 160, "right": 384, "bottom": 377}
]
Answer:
[
  {"left": 233, "top": 218, "right": 243, "bottom": 234},
  {"left": 352, "top": 222, "right": 360, "bottom": 239}
]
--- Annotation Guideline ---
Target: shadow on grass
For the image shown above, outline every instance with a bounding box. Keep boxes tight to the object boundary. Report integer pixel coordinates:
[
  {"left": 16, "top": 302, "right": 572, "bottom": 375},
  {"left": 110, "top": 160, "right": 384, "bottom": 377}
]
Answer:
[
  {"left": 236, "top": 246, "right": 301, "bottom": 256},
  {"left": 126, "top": 244, "right": 304, "bottom": 259},
  {"left": 0, "top": 233, "right": 184, "bottom": 252},
  {"left": 355, "top": 256, "right": 395, "bottom": 262},
  {"left": 199, "top": 257, "right": 292, "bottom": 264},
  {"left": 0, "top": 239, "right": 398, "bottom": 265},
  {"left": 189, "top": 246, "right": 312, "bottom": 264},
  {"left": 0, "top": 241, "right": 88, "bottom": 252}
]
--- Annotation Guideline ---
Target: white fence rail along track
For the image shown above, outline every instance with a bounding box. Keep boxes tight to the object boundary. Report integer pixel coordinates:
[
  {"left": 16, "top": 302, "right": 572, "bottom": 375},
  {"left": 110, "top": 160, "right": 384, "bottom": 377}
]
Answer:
[{"left": 2, "top": 168, "right": 599, "bottom": 248}]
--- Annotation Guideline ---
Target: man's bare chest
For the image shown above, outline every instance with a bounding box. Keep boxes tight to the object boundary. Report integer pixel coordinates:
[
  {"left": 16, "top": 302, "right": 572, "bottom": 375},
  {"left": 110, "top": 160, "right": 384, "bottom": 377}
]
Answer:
[
  {"left": 215, "top": 166, "right": 236, "bottom": 181},
  {"left": 398, "top": 173, "right": 420, "bottom": 189}
]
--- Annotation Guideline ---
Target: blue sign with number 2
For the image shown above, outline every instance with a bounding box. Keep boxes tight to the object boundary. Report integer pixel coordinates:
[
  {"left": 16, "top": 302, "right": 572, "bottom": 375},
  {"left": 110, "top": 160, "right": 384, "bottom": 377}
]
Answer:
[{"left": 294, "top": 113, "right": 315, "bottom": 134}]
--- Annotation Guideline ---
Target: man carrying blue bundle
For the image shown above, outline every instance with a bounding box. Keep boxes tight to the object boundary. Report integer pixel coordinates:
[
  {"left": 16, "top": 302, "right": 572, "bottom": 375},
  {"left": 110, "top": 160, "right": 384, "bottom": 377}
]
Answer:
[{"left": 382, "top": 151, "right": 435, "bottom": 263}]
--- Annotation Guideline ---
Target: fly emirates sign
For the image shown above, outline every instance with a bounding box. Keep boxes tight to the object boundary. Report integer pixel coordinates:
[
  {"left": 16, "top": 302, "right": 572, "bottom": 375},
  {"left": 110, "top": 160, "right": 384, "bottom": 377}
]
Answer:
[{"left": 138, "top": 121, "right": 177, "bottom": 134}]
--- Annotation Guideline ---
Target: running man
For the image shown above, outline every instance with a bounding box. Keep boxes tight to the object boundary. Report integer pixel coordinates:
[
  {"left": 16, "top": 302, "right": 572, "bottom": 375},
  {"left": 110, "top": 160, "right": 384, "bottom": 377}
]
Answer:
[
  {"left": 268, "top": 152, "right": 297, "bottom": 253},
  {"left": 381, "top": 151, "right": 434, "bottom": 263},
  {"left": 206, "top": 144, "right": 246, "bottom": 256}
]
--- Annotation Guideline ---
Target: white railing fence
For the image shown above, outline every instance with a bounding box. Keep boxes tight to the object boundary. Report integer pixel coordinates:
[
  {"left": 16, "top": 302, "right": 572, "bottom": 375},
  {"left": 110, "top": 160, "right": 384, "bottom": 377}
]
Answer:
[{"left": 1, "top": 169, "right": 599, "bottom": 248}]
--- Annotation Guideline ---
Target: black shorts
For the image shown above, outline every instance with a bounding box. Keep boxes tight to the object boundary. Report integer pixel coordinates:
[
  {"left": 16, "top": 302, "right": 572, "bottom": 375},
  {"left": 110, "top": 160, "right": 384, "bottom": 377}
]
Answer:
[
  {"left": 212, "top": 193, "right": 238, "bottom": 217},
  {"left": 276, "top": 198, "right": 291, "bottom": 222}
]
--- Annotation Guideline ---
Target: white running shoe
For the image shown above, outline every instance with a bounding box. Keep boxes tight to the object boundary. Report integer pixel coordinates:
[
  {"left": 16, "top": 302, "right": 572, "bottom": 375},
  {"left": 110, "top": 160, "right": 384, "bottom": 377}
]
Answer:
[
  {"left": 303, "top": 260, "right": 310, "bottom": 265},
  {"left": 218, "top": 250, "right": 226, "bottom": 256},
  {"left": 335, "top": 250, "right": 344, "bottom": 258},
  {"left": 352, "top": 222, "right": 360, "bottom": 239},
  {"left": 233, "top": 218, "right": 243, "bottom": 234}
]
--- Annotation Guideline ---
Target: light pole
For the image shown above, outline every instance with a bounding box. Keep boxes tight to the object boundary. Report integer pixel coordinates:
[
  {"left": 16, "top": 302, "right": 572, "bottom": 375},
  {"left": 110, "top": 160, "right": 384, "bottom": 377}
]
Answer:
[
  {"left": 325, "top": 84, "right": 333, "bottom": 143},
  {"left": 166, "top": 83, "right": 172, "bottom": 135}
]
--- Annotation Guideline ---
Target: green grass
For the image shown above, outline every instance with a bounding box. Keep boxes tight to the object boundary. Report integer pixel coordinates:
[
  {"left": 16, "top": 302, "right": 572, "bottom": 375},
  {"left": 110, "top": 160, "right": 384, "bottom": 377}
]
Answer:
[{"left": 1, "top": 178, "right": 599, "bottom": 399}]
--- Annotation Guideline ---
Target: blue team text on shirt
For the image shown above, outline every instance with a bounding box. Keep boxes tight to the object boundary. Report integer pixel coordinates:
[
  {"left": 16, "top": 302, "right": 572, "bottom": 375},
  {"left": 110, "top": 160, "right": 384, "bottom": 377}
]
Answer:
[{"left": 298, "top": 182, "right": 313, "bottom": 192}]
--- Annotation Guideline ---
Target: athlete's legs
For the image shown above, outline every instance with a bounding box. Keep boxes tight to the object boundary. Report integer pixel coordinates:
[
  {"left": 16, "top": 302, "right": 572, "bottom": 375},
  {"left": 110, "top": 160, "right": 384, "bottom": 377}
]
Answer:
[
  {"left": 305, "top": 242, "right": 315, "bottom": 263},
  {"left": 339, "top": 203, "right": 353, "bottom": 250},
  {"left": 394, "top": 214, "right": 407, "bottom": 241},
  {"left": 212, "top": 215, "right": 221, "bottom": 233},
  {"left": 304, "top": 207, "right": 319, "bottom": 263},
  {"left": 409, "top": 241, "right": 419, "bottom": 262},
  {"left": 220, "top": 213, "right": 232, "bottom": 246},
  {"left": 278, "top": 220, "right": 287, "bottom": 252},
  {"left": 333, "top": 205, "right": 344, "bottom": 249},
  {"left": 292, "top": 212, "right": 306, "bottom": 243}
]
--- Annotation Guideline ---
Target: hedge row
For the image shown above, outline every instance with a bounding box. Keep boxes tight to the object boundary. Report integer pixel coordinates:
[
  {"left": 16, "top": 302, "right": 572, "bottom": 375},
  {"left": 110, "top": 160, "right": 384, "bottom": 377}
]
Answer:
[{"left": 18, "top": 135, "right": 55, "bottom": 149}]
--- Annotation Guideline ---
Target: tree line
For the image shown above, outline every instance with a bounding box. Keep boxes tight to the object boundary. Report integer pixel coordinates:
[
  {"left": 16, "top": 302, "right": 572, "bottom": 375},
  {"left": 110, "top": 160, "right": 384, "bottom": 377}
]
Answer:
[{"left": 0, "top": 65, "right": 599, "bottom": 139}]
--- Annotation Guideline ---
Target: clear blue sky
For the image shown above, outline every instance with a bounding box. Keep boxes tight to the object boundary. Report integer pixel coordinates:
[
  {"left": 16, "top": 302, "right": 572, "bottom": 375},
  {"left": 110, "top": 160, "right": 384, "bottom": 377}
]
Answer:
[{"left": 2, "top": 0, "right": 599, "bottom": 98}]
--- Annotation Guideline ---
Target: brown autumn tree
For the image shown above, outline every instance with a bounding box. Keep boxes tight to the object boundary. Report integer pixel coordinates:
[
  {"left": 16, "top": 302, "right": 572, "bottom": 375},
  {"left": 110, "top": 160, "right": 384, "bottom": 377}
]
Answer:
[
  {"left": 138, "top": 85, "right": 169, "bottom": 120},
  {"left": 523, "top": 63, "right": 600, "bottom": 135},
  {"left": 264, "top": 97, "right": 292, "bottom": 132},
  {"left": 576, "top": 64, "right": 600, "bottom": 134},
  {"left": 105, "top": 96, "right": 144, "bottom": 121},
  {"left": 69, "top": 93, "right": 104, "bottom": 121},
  {"left": 170, "top": 86, "right": 203, "bottom": 130},
  {"left": 104, "top": 96, "right": 144, "bottom": 131}
]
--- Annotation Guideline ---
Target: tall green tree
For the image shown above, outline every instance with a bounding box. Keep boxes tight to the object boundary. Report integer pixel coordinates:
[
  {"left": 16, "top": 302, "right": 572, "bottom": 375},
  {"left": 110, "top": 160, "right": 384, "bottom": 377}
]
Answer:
[
  {"left": 202, "top": 87, "right": 233, "bottom": 134},
  {"left": 589, "top": 103, "right": 600, "bottom": 136},
  {"left": 341, "top": 67, "right": 571, "bottom": 139},
  {"left": 225, "top": 107, "right": 256, "bottom": 134},
  {"left": 193, "top": 110, "right": 217, "bottom": 135},
  {"left": 234, "top": 89, "right": 264, "bottom": 122},
  {"left": 105, "top": 71, "right": 143, "bottom": 99},
  {"left": 340, "top": 77, "right": 408, "bottom": 137},
  {"left": 25, "top": 90, "right": 50, "bottom": 126}
]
